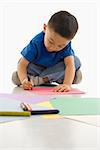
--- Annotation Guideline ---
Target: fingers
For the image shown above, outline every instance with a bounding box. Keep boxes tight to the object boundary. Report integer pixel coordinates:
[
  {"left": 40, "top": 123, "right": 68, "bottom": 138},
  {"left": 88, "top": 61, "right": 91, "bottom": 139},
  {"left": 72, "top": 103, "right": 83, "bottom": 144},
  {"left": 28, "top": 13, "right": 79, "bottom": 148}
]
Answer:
[
  {"left": 22, "top": 79, "right": 33, "bottom": 90},
  {"left": 30, "top": 78, "right": 34, "bottom": 86},
  {"left": 54, "top": 84, "right": 71, "bottom": 92},
  {"left": 23, "top": 83, "right": 33, "bottom": 90}
]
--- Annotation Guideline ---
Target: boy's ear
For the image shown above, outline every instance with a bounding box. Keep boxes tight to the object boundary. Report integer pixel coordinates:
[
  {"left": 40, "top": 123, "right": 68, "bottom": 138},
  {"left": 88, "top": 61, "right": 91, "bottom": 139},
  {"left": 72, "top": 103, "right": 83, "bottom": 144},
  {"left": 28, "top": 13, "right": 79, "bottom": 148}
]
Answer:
[{"left": 43, "top": 24, "right": 47, "bottom": 32}]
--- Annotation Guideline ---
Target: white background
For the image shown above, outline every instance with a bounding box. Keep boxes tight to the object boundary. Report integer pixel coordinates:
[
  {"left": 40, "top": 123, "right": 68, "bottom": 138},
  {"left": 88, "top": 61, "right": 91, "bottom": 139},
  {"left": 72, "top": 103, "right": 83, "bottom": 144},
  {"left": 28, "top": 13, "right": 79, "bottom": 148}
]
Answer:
[{"left": 0, "top": 0, "right": 100, "bottom": 96}]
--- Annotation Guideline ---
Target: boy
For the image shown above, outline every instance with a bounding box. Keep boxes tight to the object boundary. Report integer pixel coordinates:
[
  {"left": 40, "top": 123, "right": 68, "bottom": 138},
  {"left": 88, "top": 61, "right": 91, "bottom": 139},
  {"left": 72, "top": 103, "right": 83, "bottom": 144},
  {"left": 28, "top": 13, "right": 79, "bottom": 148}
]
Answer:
[{"left": 12, "top": 11, "right": 82, "bottom": 92}]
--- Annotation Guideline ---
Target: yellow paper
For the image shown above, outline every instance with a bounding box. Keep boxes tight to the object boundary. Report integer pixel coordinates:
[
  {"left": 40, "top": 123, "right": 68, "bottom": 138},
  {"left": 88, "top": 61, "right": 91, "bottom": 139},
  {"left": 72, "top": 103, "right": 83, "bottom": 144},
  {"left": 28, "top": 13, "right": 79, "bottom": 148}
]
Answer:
[{"left": 37, "top": 101, "right": 61, "bottom": 119}]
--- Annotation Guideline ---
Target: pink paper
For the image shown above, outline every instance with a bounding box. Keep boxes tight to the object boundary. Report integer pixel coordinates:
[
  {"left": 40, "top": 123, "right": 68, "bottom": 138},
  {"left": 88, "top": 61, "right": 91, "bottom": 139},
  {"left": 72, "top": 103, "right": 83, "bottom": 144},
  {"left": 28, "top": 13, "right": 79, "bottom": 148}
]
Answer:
[{"left": 31, "top": 87, "right": 85, "bottom": 95}]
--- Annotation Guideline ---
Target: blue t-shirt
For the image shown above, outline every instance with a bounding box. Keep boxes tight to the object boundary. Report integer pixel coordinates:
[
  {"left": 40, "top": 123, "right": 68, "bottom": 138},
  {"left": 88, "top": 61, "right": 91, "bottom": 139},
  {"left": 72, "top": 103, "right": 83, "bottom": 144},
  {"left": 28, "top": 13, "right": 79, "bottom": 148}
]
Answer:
[{"left": 21, "top": 31, "right": 75, "bottom": 67}]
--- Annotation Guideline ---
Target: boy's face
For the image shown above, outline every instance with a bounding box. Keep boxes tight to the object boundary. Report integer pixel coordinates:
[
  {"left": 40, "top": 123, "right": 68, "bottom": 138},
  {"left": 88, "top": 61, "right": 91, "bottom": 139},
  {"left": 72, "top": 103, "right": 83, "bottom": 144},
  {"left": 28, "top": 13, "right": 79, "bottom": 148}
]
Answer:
[{"left": 44, "top": 24, "right": 70, "bottom": 52}]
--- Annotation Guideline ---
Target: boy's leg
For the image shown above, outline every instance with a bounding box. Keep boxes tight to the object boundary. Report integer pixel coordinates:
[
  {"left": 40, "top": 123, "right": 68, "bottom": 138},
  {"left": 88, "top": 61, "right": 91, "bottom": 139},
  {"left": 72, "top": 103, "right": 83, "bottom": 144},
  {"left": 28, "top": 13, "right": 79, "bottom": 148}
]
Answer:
[
  {"left": 12, "top": 63, "right": 46, "bottom": 86},
  {"left": 12, "top": 56, "right": 82, "bottom": 86},
  {"left": 27, "top": 63, "right": 46, "bottom": 76},
  {"left": 39, "top": 56, "right": 82, "bottom": 84},
  {"left": 73, "top": 69, "right": 82, "bottom": 84},
  {"left": 12, "top": 71, "right": 21, "bottom": 86}
]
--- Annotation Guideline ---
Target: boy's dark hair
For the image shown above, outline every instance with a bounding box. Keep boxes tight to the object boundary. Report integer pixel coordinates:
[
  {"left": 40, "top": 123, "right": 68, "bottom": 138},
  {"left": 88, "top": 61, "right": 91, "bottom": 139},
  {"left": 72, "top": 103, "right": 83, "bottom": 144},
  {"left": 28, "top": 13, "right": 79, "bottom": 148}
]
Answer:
[{"left": 48, "top": 11, "right": 78, "bottom": 39}]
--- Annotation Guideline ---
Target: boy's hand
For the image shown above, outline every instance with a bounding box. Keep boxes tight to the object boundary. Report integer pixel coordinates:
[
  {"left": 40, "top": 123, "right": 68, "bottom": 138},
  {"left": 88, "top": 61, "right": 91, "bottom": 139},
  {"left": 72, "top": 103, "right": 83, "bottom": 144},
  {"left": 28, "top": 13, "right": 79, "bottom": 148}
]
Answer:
[
  {"left": 53, "top": 84, "right": 71, "bottom": 92},
  {"left": 22, "top": 78, "right": 33, "bottom": 90}
]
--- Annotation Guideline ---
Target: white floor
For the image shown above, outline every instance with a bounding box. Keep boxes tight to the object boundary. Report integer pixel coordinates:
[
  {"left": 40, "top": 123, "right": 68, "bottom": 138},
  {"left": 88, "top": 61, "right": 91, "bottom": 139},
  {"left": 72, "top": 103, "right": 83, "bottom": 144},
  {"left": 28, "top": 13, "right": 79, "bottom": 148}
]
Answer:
[
  {"left": 0, "top": 79, "right": 100, "bottom": 150},
  {"left": 0, "top": 117, "right": 100, "bottom": 150}
]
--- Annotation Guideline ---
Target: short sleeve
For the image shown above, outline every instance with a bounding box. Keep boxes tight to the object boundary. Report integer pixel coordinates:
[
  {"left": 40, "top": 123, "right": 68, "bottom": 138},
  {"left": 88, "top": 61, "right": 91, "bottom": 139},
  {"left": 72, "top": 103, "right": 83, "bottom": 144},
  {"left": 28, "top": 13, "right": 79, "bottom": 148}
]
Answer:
[
  {"left": 21, "top": 40, "right": 37, "bottom": 62},
  {"left": 62, "top": 42, "right": 75, "bottom": 58}
]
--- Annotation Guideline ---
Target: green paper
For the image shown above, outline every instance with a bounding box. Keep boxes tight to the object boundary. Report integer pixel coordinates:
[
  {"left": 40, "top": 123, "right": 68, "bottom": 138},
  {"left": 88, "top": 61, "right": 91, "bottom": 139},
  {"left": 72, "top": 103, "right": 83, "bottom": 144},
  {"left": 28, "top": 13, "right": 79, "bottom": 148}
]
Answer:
[{"left": 51, "top": 97, "right": 100, "bottom": 115}]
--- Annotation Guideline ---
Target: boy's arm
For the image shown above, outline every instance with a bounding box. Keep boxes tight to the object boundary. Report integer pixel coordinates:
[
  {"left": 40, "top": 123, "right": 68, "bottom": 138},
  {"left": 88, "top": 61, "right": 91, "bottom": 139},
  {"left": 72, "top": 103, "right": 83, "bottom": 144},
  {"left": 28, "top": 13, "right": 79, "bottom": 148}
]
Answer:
[
  {"left": 17, "top": 57, "right": 29, "bottom": 84},
  {"left": 63, "top": 56, "right": 75, "bottom": 86},
  {"left": 54, "top": 56, "right": 75, "bottom": 92}
]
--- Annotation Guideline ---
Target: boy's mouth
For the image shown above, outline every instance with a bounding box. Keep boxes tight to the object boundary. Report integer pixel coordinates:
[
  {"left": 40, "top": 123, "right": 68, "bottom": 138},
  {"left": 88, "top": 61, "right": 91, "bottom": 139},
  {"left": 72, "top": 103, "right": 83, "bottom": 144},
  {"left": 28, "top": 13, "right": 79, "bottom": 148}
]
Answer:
[{"left": 46, "top": 47, "right": 54, "bottom": 52}]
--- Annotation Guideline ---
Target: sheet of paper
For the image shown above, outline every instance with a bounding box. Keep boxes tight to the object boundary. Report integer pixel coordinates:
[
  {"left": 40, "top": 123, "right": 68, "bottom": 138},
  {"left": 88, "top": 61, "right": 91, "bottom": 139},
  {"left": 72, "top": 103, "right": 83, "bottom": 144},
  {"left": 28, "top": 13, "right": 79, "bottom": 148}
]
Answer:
[
  {"left": 0, "top": 93, "right": 54, "bottom": 104},
  {"left": 31, "top": 87, "right": 85, "bottom": 95},
  {"left": 37, "top": 101, "right": 61, "bottom": 119},
  {"left": 0, "top": 97, "right": 29, "bottom": 123},
  {"left": 51, "top": 97, "right": 100, "bottom": 115}
]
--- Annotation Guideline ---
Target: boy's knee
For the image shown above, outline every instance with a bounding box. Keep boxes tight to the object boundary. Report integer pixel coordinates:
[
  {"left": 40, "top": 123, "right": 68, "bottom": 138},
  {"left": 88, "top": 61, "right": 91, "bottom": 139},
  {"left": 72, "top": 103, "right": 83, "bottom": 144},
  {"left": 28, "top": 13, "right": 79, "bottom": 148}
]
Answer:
[
  {"left": 73, "top": 69, "right": 82, "bottom": 84},
  {"left": 74, "top": 56, "right": 81, "bottom": 70},
  {"left": 56, "top": 69, "right": 82, "bottom": 84},
  {"left": 12, "top": 71, "right": 21, "bottom": 86}
]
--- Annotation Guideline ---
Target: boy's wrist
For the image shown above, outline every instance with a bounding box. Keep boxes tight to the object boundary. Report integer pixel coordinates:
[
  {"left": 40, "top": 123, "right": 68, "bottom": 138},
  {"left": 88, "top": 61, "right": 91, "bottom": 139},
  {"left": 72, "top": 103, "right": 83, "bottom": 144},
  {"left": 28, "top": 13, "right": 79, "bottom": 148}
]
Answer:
[
  {"left": 63, "top": 81, "right": 71, "bottom": 86},
  {"left": 21, "top": 78, "right": 28, "bottom": 84}
]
